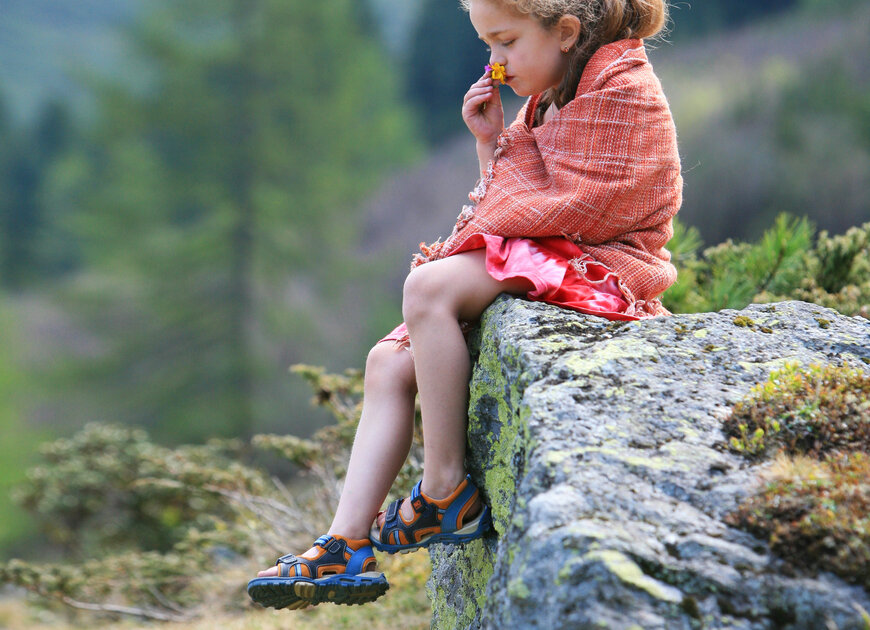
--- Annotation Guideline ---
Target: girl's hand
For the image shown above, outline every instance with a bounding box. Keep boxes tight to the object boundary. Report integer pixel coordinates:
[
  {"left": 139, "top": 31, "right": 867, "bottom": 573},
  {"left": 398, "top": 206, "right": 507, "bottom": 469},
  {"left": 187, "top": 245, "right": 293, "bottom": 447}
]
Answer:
[{"left": 462, "top": 73, "right": 504, "bottom": 146}]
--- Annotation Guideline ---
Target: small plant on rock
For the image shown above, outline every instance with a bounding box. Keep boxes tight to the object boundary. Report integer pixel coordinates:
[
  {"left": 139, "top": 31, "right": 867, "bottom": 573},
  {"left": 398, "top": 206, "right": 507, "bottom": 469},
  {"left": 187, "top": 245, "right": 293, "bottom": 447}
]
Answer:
[
  {"left": 723, "top": 362, "right": 870, "bottom": 458},
  {"left": 724, "top": 362, "right": 870, "bottom": 589},
  {"left": 727, "top": 452, "right": 870, "bottom": 589}
]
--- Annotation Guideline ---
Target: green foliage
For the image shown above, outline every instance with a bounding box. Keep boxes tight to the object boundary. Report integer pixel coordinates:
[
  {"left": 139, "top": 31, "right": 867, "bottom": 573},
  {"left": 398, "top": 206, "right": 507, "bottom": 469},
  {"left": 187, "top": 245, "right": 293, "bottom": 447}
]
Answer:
[
  {"left": 0, "top": 528, "right": 243, "bottom": 622},
  {"left": 2, "top": 422, "right": 263, "bottom": 619},
  {"left": 1, "top": 363, "right": 424, "bottom": 621},
  {"left": 664, "top": 215, "right": 870, "bottom": 317},
  {"left": 669, "top": 0, "right": 799, "bottom": 40},
  {"left": 405, "top": 0, "right": 483, "bottom": 144},
  {"left": 724, "top": 362, "right": 870, "bottom": 588},
  {"left": 723, "top": 362, "right": 870, "bottom": 458},
  {"left": 0, "top": 99, "right": 75, "bottom": 287},
  {"left": 664, "top": 213, "right": 813, "bottom": 313},
  {"left": 13, "top": 423, "right": 265, "bottom": 556},
  {"left": 800, "top": 0, "right": 866, "bottom": 14},
  {"left": 0, "top": 300, "right": 43, "bottom": 552},
  {"left": 668, "top": 2, "right": 870, "bottom": 246}
]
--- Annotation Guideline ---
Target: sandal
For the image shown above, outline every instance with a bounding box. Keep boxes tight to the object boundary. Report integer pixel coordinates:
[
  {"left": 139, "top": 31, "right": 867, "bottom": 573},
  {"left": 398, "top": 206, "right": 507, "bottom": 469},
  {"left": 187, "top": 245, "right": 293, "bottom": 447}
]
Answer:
[
  {"left": 370, "top": 474, "right": 492, "bottom": 553},
  {"left": 246, "top": 534, "right": 389, "bottom": 609}
]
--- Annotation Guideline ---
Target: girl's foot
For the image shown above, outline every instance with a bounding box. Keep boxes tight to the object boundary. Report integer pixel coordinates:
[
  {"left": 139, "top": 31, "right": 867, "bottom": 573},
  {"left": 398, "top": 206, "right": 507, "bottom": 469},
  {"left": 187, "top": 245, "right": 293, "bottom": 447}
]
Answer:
[
  {"left": 374, "top": 483, "right": 482, "bottom": 531},
  {"left": 247, "top": 534, "right": 389, "bottom": 609},
  {"left": 370, "top": 474, "right": 491, "bottom": 553}
]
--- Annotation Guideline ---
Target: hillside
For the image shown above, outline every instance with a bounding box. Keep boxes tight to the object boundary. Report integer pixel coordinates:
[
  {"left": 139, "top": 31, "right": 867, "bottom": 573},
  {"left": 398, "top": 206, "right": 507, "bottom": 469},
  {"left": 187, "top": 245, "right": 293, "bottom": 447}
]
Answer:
[{"left": 651, "top": 2, "right": 870, "bottom": 241}]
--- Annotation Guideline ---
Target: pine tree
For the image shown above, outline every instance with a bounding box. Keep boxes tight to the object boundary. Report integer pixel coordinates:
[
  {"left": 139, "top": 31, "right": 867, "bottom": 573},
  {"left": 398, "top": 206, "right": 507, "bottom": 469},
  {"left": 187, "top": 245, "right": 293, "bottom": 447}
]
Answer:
[{"left": 46, "top": 0, "right": 419, "bottom": 441}]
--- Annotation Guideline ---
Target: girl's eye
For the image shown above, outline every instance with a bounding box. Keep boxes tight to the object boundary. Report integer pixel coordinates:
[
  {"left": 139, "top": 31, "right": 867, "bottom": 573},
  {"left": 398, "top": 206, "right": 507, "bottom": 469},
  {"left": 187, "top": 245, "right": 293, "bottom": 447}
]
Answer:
[{"left": 503, "top": 40, "right": 515, "bottom": 47}]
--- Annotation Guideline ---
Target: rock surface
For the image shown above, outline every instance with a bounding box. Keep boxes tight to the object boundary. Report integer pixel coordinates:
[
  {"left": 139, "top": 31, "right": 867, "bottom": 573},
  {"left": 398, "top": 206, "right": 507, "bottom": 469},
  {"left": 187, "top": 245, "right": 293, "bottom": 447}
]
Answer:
[{"left": 427, "top": 298, "right": 870, "bottom": 630}]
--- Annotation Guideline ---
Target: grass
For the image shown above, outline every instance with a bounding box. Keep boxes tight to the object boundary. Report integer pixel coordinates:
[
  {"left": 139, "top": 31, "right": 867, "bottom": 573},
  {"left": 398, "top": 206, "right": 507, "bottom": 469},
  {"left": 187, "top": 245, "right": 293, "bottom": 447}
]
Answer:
[{"left": 0, "top": 551, "right": 432, "bottom": 629}]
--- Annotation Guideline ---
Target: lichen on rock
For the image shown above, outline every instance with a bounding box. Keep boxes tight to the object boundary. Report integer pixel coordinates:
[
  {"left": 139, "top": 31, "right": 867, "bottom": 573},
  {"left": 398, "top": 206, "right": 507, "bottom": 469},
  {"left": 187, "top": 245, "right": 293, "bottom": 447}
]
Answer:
[{"left": 427, "top": 297, "right": 870, "bottom": 630}]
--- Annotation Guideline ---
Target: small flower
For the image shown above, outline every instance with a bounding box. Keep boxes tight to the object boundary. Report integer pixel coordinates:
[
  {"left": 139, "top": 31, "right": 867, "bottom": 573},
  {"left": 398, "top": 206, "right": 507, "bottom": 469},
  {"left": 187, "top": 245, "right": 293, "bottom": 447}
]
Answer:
[{"left": 486, "top": 62, "right": 507, "bottom": 84}]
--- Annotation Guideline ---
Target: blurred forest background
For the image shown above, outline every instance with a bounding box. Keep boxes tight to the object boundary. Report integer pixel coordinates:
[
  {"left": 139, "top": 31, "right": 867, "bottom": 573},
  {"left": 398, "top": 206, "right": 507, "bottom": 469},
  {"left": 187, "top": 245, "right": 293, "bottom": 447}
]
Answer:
[{"left": 0, "top": 0, "right": 868, "bottom": 563}]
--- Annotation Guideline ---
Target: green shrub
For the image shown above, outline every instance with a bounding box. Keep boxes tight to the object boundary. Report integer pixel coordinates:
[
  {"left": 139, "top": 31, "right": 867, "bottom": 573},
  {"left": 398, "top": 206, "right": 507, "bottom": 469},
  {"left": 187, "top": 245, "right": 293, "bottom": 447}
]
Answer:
[
  {"left": 664, "top": 215, "right": 870, "bottom": 318},
  {"left": 723, "top": 362, "right": 870, "bottom": 458},
  {"left": 0, "top": 363, "right": 424, "bottom": 622},
  {"left": 13, "top": 423, "right": 265, "bottom": 556}
]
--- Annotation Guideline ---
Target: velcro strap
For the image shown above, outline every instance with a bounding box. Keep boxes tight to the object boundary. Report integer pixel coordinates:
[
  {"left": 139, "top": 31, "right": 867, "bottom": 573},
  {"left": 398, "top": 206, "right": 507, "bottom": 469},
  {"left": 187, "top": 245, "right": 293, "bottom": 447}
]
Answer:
[
  {"left": 385, "top": 499, "right": 400, "bottom": 523},
  {"left": 276, "top": 555, "right": 300, "bottom": 578},
  {"left": 327, "top": 540, "right": 343, "bottom": 554}
]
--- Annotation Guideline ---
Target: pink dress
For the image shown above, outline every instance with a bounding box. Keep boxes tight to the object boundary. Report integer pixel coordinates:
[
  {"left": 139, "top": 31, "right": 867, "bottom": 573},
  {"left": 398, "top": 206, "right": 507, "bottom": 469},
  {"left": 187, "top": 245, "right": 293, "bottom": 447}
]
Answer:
[{"left": 379, "top": 234, "right": 639, "bottom": 346}]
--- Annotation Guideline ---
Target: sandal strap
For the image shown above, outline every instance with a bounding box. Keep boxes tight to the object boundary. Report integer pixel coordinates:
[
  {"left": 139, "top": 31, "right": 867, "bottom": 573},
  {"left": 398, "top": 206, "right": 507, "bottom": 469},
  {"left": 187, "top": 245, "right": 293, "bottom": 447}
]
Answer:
[
  {"left": 275, "top": 535, "right": 376, "bottom": 578},
  {"left": 376, "top": 475, "right": 480, "bottom": 546},
  {"left": 441, "top": 477, "right": 479, "bottom": 531}
]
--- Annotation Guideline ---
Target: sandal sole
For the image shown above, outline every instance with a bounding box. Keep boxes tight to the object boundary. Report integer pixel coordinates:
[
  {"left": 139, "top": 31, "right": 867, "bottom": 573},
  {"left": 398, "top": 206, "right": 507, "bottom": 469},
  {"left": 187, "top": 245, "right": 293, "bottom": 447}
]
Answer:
[{"left": 247, "top": 572, "right": 389, "bottom": 608}]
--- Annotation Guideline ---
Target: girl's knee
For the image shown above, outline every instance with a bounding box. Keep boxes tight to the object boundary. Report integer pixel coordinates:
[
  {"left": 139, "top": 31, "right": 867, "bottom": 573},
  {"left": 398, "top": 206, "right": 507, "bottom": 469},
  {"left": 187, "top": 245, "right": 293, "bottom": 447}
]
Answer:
[
  {"left": 365, "top": 342, "right": 415, "bottom": 392},
  {"left": 402, "top": 264, "right": 449, "bottom": 324}
]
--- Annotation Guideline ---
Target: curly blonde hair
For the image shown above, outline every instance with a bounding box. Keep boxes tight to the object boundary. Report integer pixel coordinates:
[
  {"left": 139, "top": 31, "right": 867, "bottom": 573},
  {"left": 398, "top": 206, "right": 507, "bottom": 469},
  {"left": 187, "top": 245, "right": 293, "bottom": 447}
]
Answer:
[{"left": 461, "top": 0, "right": 668, "bottom": 124}]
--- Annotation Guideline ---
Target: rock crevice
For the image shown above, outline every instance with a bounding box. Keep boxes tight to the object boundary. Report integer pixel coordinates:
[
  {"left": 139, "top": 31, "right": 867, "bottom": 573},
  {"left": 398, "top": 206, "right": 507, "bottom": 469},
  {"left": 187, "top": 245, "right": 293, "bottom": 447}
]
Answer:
[{"left": 427, "top": 298, "right": 870, "bottom": 630}]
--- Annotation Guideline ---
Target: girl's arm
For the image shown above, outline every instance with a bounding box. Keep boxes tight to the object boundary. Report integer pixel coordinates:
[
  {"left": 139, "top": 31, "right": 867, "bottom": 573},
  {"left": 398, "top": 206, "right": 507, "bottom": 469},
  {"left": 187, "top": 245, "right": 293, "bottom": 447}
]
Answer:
[{"left": 462, "top": 73, "right": 504, "bottom": 178}]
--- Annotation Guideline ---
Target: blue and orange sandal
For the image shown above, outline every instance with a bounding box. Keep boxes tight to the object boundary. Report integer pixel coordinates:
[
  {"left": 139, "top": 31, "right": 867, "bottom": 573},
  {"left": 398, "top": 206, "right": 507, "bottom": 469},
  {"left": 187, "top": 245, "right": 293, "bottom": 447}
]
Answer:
[
  {"left": 370, "top": 474, "right": 492, "bottom": 554},
  {"left": 246, "top": 534, "right": 389, "bottom": 609}
]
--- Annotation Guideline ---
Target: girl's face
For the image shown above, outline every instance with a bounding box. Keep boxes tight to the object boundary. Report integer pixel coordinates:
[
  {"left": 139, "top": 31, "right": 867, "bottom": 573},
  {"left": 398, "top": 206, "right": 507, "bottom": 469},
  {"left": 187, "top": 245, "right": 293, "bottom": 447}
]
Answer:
[{"left": 469, "top": 0, "right": 575, "bottom": 98}]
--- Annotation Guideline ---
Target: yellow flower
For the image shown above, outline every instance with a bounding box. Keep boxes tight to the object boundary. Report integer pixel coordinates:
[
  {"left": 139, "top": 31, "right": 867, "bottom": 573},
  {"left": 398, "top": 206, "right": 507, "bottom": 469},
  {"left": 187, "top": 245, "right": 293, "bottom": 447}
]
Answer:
[{"left": 486, "top": 62, "right": 507, "bottom": 85}]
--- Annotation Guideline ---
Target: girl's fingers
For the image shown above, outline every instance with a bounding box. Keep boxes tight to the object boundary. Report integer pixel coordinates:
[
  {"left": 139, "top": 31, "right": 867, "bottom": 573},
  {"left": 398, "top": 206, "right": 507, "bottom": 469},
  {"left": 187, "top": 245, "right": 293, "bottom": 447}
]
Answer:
[
  {"left": 468, "top": 76, "right": 493, "bottom": 91},
  {"left": 489, "top": 81, "right": 502, "bottom": 106},
  {"left": 463, "top": 86, "right": 493, "bottom": 103},
  {"left": 462, "top": 71, "right": 504, "bottom": 142},
  {"left": 463, "top": 94, "right": 491, "bottom": 111},
  {"left": 465, "top": 88, "right": 498, "bottom": 108},
  {"left": 464, "top": 84, "right": 492, "bottom": 100}
]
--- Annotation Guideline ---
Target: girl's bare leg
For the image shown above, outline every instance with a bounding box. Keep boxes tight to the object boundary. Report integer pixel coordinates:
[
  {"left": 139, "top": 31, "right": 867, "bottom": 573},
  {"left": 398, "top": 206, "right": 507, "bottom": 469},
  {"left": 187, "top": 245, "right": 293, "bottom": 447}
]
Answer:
[
  {"left": 257, "top": 342, "right": 417, "bottom": 576},
  {"left": 328, "top": 343, "right": 417, "bottom": 537},
  {"left": 401, "top": 249, "right": 532, "bottom": 500},
  {"left": 258, "top": 248, "right": 530, "bottom": 575}
]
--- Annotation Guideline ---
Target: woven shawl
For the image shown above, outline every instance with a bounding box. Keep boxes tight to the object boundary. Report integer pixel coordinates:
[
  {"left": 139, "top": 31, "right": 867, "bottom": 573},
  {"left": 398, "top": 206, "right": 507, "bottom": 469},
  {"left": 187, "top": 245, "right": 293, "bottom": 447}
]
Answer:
[{"left": 413, "top": 39, "right": 683, "bottom": 317}]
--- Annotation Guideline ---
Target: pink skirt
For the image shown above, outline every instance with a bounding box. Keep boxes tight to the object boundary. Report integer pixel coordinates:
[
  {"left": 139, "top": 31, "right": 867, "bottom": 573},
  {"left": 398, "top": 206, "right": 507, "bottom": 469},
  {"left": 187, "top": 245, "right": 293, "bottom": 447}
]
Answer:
[{"left": 380, "top": 235, "right": 638, "bottom": 346}]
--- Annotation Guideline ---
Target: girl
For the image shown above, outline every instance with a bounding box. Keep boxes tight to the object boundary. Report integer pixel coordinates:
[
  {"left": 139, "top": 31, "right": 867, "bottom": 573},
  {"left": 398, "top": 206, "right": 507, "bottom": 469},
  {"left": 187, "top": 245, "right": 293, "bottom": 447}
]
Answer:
[{"left": 247, "top": 0, "right": 681, "bottom": 609}]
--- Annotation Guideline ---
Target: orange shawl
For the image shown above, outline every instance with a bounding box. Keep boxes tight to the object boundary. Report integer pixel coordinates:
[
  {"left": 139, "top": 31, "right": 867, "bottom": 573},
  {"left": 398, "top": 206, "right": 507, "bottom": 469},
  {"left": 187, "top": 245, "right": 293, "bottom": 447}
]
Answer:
[{"left": 413, "top": 39, "right": 682, "bottom": 317}]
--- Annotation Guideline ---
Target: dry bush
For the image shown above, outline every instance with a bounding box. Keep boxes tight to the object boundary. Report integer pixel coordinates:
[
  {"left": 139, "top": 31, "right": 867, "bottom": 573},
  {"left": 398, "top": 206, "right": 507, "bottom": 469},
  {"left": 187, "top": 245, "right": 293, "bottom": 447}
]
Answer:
[{"left": 724, "top": 362, "right": 870, "bottom": 588}]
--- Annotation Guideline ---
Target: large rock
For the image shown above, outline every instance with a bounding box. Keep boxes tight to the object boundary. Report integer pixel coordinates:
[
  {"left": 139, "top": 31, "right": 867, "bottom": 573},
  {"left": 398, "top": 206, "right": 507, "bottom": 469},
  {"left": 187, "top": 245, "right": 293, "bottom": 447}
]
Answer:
[{"left": 427, "top": 298, "right": 870, "bottom": 630}]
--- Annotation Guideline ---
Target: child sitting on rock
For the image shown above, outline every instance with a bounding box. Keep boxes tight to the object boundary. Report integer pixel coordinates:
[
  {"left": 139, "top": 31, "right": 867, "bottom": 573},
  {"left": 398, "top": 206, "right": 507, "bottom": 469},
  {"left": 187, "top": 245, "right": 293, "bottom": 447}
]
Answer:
[{"left": 247, "top": 0, "right": 681, "bottom": 609}]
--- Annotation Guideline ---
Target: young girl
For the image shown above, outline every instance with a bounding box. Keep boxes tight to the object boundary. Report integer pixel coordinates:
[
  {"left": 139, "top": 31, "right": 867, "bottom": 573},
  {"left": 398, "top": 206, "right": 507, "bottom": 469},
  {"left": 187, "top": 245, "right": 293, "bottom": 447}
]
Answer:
[{"left": 248, "top": 0, "right": 681, "bottom": 609}]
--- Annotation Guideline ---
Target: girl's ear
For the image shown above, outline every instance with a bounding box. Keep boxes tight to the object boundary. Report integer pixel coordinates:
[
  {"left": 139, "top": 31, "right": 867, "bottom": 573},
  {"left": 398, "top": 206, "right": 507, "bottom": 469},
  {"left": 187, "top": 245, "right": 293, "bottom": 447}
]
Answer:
[{"left": 557, "top": 14, "right": 582, "bottom": 50}]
